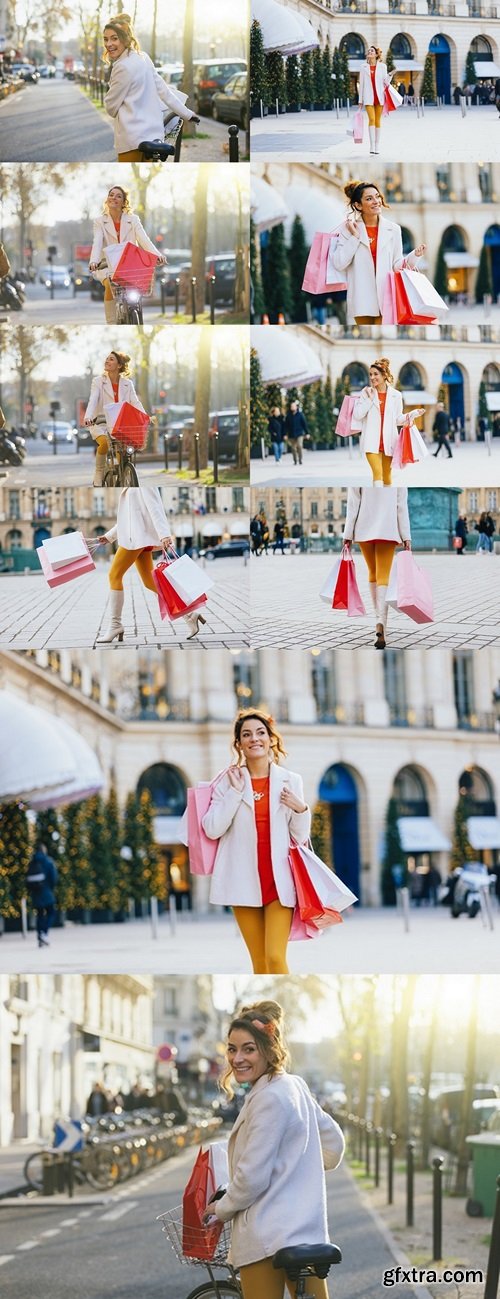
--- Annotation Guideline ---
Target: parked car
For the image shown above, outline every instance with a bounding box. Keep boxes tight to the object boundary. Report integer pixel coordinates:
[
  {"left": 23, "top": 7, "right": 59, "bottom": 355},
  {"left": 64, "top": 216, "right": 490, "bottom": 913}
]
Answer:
[
  {"left": 39, "top": 421, "right": 76, "bottom": 444},
  {"left": 158, "top": 63, "right": 184, "bottom": 88},
  {"left": 73, "top": 269, "right": 93, "bottom": 292},
  {"left": 182, "top": 408, "right": 241, "bottom": 462},
  {"left": 430, "top": 1085, "right": 500, "bottom": 1149},
  {"left": 212, "top": 72, "right": 248, "bottom": 130},
  {"left": 159, "top": 249, "right": 191, "bottom": 298},
  {"left": 11, "top": 62, "right": 39, "bottom": 82},
  {"left": 76, "top": 426, "right": 95, "bottom": 447},
  {"left": 192, "top": 59, "right": 247, "bottom": 115},
  {"left": 200, "top": 538, "right": 249, "bottom": 560},
  {"left": 161, "top": 404, "right": 195, "bottom": 453},
  {"left": 39, "top": 265, "right": 72, "bottom": 289},
  {"left": 205, "top": 253, "right": 236, "bottom": 306}
]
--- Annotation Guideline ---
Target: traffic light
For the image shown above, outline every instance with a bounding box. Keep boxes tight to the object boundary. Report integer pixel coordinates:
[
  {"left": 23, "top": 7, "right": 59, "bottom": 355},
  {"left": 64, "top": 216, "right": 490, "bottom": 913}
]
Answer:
[{"left": 49, "top": 400, "right": 61, "bottom": 418}]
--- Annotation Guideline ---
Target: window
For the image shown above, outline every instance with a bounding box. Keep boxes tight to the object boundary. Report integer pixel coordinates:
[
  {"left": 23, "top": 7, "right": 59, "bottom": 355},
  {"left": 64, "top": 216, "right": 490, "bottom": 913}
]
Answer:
[
  {"left": 339, "top": 33, "right": 366, "bottom": 59},
  {"left": 205, "top": 487, "right": 217, "bottom": 513},
  {"left": 6, "top": 528, "right": 22, "bottom": 550},
  {"left": 390, "top": 34, "right": 413, "bottom": 59},
  {"left": 383, "top": 651, "right": 408, "bottom": 724},
  {"left": 470, "top": 36, "right": 492, "bottom": 59},
  {"left": 468, "top": 491, "right": 479, "bottom": 513},
  {"left": 393, "top": 766, "right": 429, "bottom": 816},
  {"left": 233, "top": 652, "right": 259, "bottom": 708},
  {"left": 93, "top": 490, "right": 106, "bottom": 517},
  {"left": 342, "top": 362, "right": 369, "bottom": 391},
  {"left": 311, "top": 653, "right": 337, "bottom": 720},
  {"left": 479, "top": 165, "right": 493, "bottom": 201},
  {"left": 63, "top": 489, "right": 75, "bottom": 517},
  {"left": 436, "top": 166, "right": 452, "bottom": 200},
  {"left": 453, "top": 652, "right": 474, "bottom": 724},
  {"left": 311, "top": 501, "right": 318, "bottom": 519},
  {"left": 178, "top": 487, "right": 190, "bottom": 514},
  {"left": 137, "top": 763, "right": 187, "bottom": 814},
  {"left": 164, "top": 985, "right": 178, "bottom": 1014},
  {"left": 232, "top": 488, "right": 244, "bottom": 512},
  {"left": 487, "top": 490, "right": 497, "bottom": 511},
  {"left": 441, "top": 226, "right": 467, "bottom": 253},
  {"left": 8, "top": 491, "right": 20, "bottom": 520},
  {"left": 399, "top": 363, "right": 423, "bottom": 390}
]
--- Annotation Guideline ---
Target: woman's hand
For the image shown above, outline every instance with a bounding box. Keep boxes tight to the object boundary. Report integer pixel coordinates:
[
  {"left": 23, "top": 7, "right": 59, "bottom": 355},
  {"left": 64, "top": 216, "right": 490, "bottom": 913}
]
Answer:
[
  {"left": 228, "top": 766, "right": 245, "bottom": 792},
  {"left": 413, "top": 244, "right": 426, "bottom": 258},
  {"left": 158, "top": 254, "right": 168, "bottom": 264},
  {"left": 345, "top": 218, "right": 359, "bottom": 238},
  {"left": 191, "top": 114, "right": 201, "bottom": 124},
  {"left": 403, "top": 540, "right": 412, "bottom": 550},
  {"left": 89, "top": 261, "right": 99, "bottom": 272},
  {"left": 409, "top": 407, "right": 426, "bottom": 421},
  {"left": 363, "top": 386, "right": 377, "bottom": 400},
  {"left": 343, "top": 538, "right": 352, "bottom": 550},
  {"left": 280, "top": 786, "right": 307, "bottom": 814},
  {"left": 161, "top": 535, "right": 174, "bottom": 548}
]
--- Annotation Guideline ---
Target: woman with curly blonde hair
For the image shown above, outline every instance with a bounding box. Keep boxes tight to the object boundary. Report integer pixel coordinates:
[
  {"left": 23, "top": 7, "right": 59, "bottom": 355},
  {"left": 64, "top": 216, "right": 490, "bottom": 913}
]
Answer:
[
  {"left": 202, "top": 711, "right": 311, "bottom": 974},
  {"left": 102, "top": 13, "right": 199, "bottom": 161},
  {"left": 89, "top": 184, "right": 167, "bottom": 323},
  {"left": 84, "top": 350, "right": 145, "bottom": 485},
  {"left": 328, "top": 180, "right": 425, "bottom": 324},
  {"left": 204, "top": 1000, "right": 344, "bottom": 1299},
  {"left": 357, "top": 45, "right": 401, "bottom": 155},
  {"left": 353, "top": 357, "right": 425, "bottom": 485}
]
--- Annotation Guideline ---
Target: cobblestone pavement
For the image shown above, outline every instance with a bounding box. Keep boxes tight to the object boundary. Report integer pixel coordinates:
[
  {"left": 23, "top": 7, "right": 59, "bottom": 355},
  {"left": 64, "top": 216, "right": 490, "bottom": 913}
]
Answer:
[
  {"left": 251, "top": 442, "right": 500, "bottom": 488},
  {"left": 0, "top": 563, "right": 249, "bottom": 649},
  {"left": 249, "top": 552, "right": 500, "bottom": 649},
  {"left": 0, "top": 906, "right": 497, "bottom": 975},
  {"left": 251, "top": 103, "right": 500, "bottom": 164}
]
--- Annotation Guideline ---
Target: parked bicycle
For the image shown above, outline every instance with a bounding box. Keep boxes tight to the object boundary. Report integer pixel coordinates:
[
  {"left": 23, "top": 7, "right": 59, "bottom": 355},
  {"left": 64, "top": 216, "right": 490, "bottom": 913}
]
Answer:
[
  {"left": 157, "top": 1208, "right": 342, "bottom": 1299},
  {"left": 88, "top": 415, "right": 143, "bottom": 486},
  {"left": 24, "top": 1134, "right": 122, "bottom": 1192}
]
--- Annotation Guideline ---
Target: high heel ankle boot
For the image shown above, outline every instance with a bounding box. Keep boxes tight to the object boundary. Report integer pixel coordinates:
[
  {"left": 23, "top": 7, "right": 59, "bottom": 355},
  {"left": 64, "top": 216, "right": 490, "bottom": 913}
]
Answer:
[
  {"left": 97, "top": 590, "right": 125, "bottom": 643},
  {"left": 185, "top": 612, "right": 207, "bottom": 640}
]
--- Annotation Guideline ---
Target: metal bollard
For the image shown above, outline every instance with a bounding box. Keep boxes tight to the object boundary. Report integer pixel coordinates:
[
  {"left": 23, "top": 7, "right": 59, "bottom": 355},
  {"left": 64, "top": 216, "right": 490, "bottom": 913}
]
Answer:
[
  {"left": 365, "top": 1122, "right": 372, "bottom": 1177},
  {"left": 66, "top": 1153, "right": 74, "bottom": 1198},
  {"left": 388, "top": 1133, "right": 396, "bottom": 1205},
  {"left": 178, "top": 431, "right": 183, "bottom": 472},
  {"left": 191, "top": 277, "right": 197, "bottom": 323},
  {"left": 375, "top": 1127, "right": 382, "bottom": 1187},
  {"left": 194, "top": 432, "right": 200, "bottom": 478},
  {"left": 484, "top": 1175, "right": 500, "bottom": 1299},
  {"left": 160, "top": 279, "right": 166, "bottom": 316},
  {"left": 406, "top": 1141, "right": 415, "bottom": 1227},
  {"left": 357, "top": 1118, "right": 364, "bottom": 1163},
  {"left": 174, "top": 277, "right": 180, "bottom": 316},
  {"left": 174, "top": 125, "right": 183, "bottom": 162},
  {"left": 163, "top": 432, "right": 169, "bottom": 470},
  {"left": 228, "top": 124, "right": 239, "bottom": 162},
  {"left": 209, "top": 276, "right": 216, "bottom": 324},
  {"left": 42, "top": 1152, "right": 55, "bottom": 1195},
  {"left": 213, "top": 430, "right": 219, "bottom": 484},
  {"left": 432, "top": 1156, "right": 443, "bottom": 1260}
]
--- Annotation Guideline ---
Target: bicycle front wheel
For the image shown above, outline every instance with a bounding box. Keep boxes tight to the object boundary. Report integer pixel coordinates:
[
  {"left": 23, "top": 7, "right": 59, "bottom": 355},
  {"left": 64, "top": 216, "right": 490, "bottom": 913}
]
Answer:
[
  {"left": 24, "top": 1151, "right": 44, "bottom": 1191},
  {"left": 186, "top": 1283, "right": 241, "bottom": 1299},
  {"left": 103, "top": 466, "right": 120, "bottom": 487},
  {"left": 121, "top": 461, "right": 138, "bottom": 487}
]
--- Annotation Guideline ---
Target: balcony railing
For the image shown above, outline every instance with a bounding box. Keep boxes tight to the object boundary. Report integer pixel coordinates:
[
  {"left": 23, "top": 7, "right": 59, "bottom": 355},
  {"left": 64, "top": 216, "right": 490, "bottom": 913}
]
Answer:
[
  {"left": 388, "top": 705, "right": 434, "bottom": 727},
  {"left": 457, "top": 710, "right": 495, "bottom": 731},
  {"left": 388, "top": 0, "right": 416, "bottom": 11},
  {"left": 316, "top": 702, "right": 365, "bottom": 725}
]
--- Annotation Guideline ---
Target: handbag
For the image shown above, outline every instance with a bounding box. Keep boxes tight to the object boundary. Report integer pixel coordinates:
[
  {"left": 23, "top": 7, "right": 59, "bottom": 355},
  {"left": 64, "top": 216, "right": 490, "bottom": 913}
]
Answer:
[
  {"left": 42, "top": 531, "right": 89, "bottom": 569},
  {"left": 384, "top": 84, "right": 402, "bottom": 112},
  {"left": 104, "top": 400, "right": 150, "bottom": 449},
  {"left": 385, "top": 550, "right": 434, "bottom": 624},
  {"left": 352, "top": 107, "right": 364, "bottom": 143},
  {"left": 319, "top": 547, "right": 366, "bottom": 617},
  {"left": 185, "top": 768, "right": 229, "bottom": 876},
  {"left": 301, "top": 231, "right": 347, "bottom": 295},
  {"left": 37, "top": 537, "right": 95, "bottom": 588},
  {"left": 182, "top": 1147, "right": 224, "bottom": 1261},
  {"left": 335, "top": 394, "right": 362, "bottom": 439},
  {"left": 453, "top": 536, "right": 462, "bottom": 549},
  {"left": 393, "top": 271, "right": 435, "bottom": 326}
]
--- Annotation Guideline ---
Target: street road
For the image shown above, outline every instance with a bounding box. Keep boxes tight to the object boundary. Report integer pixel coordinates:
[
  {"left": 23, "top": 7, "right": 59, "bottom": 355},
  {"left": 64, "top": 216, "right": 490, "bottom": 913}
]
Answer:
[
  {"left": 1, "top": 449, "right": 247, "bottom": 488},
  {"left": 0, "top": 1146, "right": 422, "bottom": 1299}
]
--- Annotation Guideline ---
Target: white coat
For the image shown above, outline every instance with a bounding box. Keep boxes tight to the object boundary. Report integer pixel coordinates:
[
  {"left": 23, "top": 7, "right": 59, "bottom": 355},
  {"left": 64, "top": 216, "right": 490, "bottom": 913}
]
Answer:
[
  {"left": 358, "top": 60, "right": 391, "bottom": 106},
  {"left": 214, "top": 1072, "right": 345, "bottom": 1267},
  {"left": 89, "top": 212, "right": 161, "bottom": 283},
  {"left": 353, "top": 384, "right": 404, "bottom": 455},
  {"left": 328, "top": 215, "right": 419, "bottom": 322},
  {"left": 202, "top": 765, "right": 311, "bottom": 908},
  {"left": 84, "top": 374, "right": 144, "bottom": 424},
  {"left": 104, "top": 49, "right": 195, "bottom": 154},
  {"left": 104, "top": 486, "right": 171, "bottom": 549},
  {"left": 343, "top": 486, "right": 411, "bottom": 544}
]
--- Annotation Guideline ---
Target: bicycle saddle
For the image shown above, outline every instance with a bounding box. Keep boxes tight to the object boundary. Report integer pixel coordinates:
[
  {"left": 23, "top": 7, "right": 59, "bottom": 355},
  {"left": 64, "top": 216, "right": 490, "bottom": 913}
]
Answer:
[
  {"left": 139, "top": 140, "right": 175, "bottom": 159},
  {"left": 273, "top": 1244, "right": 342, "bottom": 1279}
]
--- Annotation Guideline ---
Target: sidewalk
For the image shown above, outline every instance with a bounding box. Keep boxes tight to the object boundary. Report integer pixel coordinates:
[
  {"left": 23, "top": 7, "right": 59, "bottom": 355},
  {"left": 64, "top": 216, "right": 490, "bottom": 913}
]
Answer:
[
  {"left": 0, "top": 564, "right": 250, "bottom": 650},
  {"left": 0, "top": 1145, "right": 38, "bottom": 1197},
  {"left": 250, "top": 552, "right": 500, "bottom": 649},
  {"left": 251, "top": 442, "right": 500, "bottom": 489},
  {"left": 251, "top": 104, "right": 500, "bottom": 163}
]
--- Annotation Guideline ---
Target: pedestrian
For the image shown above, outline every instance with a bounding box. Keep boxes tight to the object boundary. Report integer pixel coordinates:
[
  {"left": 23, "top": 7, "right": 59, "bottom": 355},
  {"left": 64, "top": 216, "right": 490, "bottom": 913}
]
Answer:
[
  {"left": 202, "top": 710, "right": 311, "bottom": 973},
  {"left": 102, "top": 13, "right": 199, "bottom": 161},
  {"left": 203, "top": 998, "right": 345, "bottom": 1299},
  {"left": 454, "top": 514, "right": 468, "bottom": 554},
  {"left": 485, "top": 512, "right": 496, "bottom": 550},
  {"left": 432, "top": 402, "right": 453, "bottom": 458},
  {"left": 475, "top": 511, "right": 495, "bottom": 552},
  {"left": 268, "top": 407, "right": 285, "bottom": 463},
  {"left": 273, "top": 521, "right": 286, "bottom": 554},
  {"left": 94, "top": 487, "right": 207, "bottom": 640},
  {"left": 86, "top": 1082, "right": 110, "bottom": 1117},
  {"left": 478, "top": 415, "right": 489, "bottom": 441},
  {"left": 285, "top": 400, "right": 309, "bottom": 465},
  {"left": 342, "top": 485, "right": 412, "bottom": 649},
  {"left": 329, "top": 181, "right": 425, "bottom": 325},
  {"left": 26, "top": 842, "right": 58, "bottom": 949},
  {"left": 84, "top": 350, "right": 146, "bottom": 485},
  {"left": 250, "top": 515, "right": 263, "bottom": 555},
  {"left": 407, "top": 81, "right": 415, "bottom": 103},
  {"left": 397, "top": 81, "right": 406, "bottom": 99},
  {"left": 352, "top": 356, "right": 425, "bottom": 484},
  {"left": 356, "top": 46, "right": 401, "bottom": 154},
  {"left": 495, "top": 76, "right": 500, "bottom": 117},
  {"left": 89, "top": 184, "right": 167, "bottom": 324},
  {"left": 453, "top": 84, "right": 461, "bottom": 105}
]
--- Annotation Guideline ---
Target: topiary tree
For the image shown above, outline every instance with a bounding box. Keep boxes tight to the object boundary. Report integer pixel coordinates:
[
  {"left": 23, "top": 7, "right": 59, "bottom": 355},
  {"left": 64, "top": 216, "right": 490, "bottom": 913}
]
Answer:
[
  {"left": 478, "top": 380, "right": 489, "bottom": 424},
  {"left": 421, "top": 53, "right": 436, "bottom": 102},
  {"left": 250, "top": 216, "right": 265, "bottom": 321},
  {"left": 300, "top": 50, "right": 314, "bottom": 107},
  {"left": 0, "top": 801, "right": 31, "bottom": 922},
  {"left": 286, "top": 53, "right": 302, "bottom": 108},
  {"left": 262, "top": 223, "right": 292, "bottom": 321},
  {"left": 475, "top": 244, "right": 493, "bottom": 302},
  {"left": 339, "top": 43, "right": 351, "bottom": 102},
  {"left": 450, "top": 795, "right": 475, "bottom": 872},
  {"left": 315, "top": 379, "right": 331, "bottom": 447},
  {"left": 35, "top": 808, "right": 63, "bottom": 918},
  {"left": 136, "top": 789, "right": 166, "bottom": 902},
  {"left": 300, "top": 381, "right": 319, "bottom": 442},
  {"left": 107, "top": 784, "right": 125, "bottom": 913},
  {"left": 123, "top": 791, "right": 143, "bottom": 906},
  {"left": 322, "top": 41, "right": 332, "bottom": 107},
  {"left": 250, "top": 19, "right": 268, "bottom": 110},
  {"left": 434, "top": 239, "right": 449, "bottom": 298},
  {"left": 465, "top": 49, "right": 476, "bottom": 87},
  {"left": 288, "top": 215, "right": 309, "bottom": 323},
  {"left": 323, "top": 372, "right": 335, "bottom": 445},
  {"left": 60, "top": 802, "right": 94, "bottom": 914},
  {"left": 381, "top": 797, "right": 406, "bottom": 905},
  {"left": 386, "top": 45, "right": 395, "bottom": 74},
  {"left": 311, "top": 801, "right": 333, "bottom": 868},
  {"left": 265, "top": 51, "right": 286, "bottom": 108},
  {"left": 250, "top": 347, "right": 269, "bottom": 451},
  {"left": 85, "top": 793, "right": 119, "bottom": 915},
  {"left": 312, "top": 46, "right": 326, "bottom": 105}
]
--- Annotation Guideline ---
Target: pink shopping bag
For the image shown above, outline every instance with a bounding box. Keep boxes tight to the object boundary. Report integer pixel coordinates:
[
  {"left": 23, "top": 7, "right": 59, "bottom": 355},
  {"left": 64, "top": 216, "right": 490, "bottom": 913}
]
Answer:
[
  {"left": 302, "top": 231, "right": 347, "bottom": 295},
  {"left": 335, "top": 394, "right": 362, "bottom": 438},
  {"left": 387, "top": 550, "right": 434, "bottom": 624},
  {"left": 37, "top": 541, "right": 95, "bottom": 588},
  {"left": 186, "top": 770, "right": 228, "bottom": 876},
  {"left": 381, "top": 271, "right": 397, "bottom": 324},
  {"left": 319, "top": 546, "right": 366, "bottom": 616},
  {"left": 353, "top": 107, "right": 364, "bottom": 144}
]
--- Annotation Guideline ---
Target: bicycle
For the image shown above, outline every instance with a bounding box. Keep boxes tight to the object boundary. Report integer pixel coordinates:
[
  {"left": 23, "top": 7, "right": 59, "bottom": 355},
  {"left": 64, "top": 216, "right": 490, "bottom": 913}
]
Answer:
[
  {"left": 23, "top": 1137, "right": 121, "bottom": 1193},
  {"left": 88, "top": 415, "right": 142, "bottom": 487},
  {"left": 138, "top": 110, "right": 200, "bottom": 162},
  {"left": 157, "top": 1207, "right": 342, "bottom": 1299},
  {"left": 109, "top": 266, "right": 156, "bottom": 326}
]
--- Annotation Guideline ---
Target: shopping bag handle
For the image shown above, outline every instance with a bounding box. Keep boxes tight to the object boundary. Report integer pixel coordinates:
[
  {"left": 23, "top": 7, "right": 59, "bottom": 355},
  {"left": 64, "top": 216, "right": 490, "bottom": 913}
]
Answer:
[{"left": 162, "top": 544, "right": 180, "bottom": 562}]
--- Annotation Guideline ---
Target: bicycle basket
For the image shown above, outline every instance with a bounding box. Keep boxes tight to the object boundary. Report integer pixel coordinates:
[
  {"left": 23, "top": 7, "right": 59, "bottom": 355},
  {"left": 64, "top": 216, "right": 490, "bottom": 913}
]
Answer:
[
  {"left": 157, "top": 1205, "right": 231, "bottom": 1267},
  {"left": 112, "top": 268, "right": 157, "bottom": 297},
  {"left": 111, "top": 424, "right": 149, "bottom": 451}
]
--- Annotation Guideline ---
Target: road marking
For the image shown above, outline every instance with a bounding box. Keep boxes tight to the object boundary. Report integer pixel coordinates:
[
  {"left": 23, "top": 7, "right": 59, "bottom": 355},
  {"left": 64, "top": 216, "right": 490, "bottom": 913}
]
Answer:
[
  {"left": 100, "top": 1200, "right": 138, "bottom": 1222},
  {"left": 78, "top": 1210, "right": 92, "bottom": 1218},
  {"left": 17, "top": 1240, "right": 39, "bottom": 1251},
  {"left": 39, "top": 1229, "right": 61, "bottom": 1238},
  {"left": 59, "top": 1218, "right": 79, "bottom": 1227},
  {"left": 0, "top": 1256, "right": 15, "bottom": 1267}
]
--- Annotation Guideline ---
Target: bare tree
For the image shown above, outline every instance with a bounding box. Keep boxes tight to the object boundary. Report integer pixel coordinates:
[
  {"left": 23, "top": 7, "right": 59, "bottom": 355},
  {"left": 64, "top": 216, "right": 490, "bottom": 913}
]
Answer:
[
  {"left": 190, "top": 166, "right": 209, "bottom": 315},
  {"left": 129, "top": 162, "right": 164, "bottom": 222},
  {"left": 454, "top": 975, "right": 481, "bottom": 1195},
  {"left": 389, "top": 975, "right": 417, "bottom": 1147},
  {"left": 5, "top": 325, "right": 69, "bottom": 425},
  {"left": 190, "top": 328, "right": 211, "bottom": 470},
  {"left": 420, "top": 978, "right": 442, "bottom": 1169},
  {"left": 150, "top": 0, "right": 158, "bottom": 62},
  {"left": 182, "top": 0, "right": 197, "bottom": 138}
]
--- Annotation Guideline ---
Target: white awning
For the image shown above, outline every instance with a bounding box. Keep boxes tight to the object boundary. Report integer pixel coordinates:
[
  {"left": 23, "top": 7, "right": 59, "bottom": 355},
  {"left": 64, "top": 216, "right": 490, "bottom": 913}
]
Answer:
[
  {"left": 486, "top": 392, "right": 500, "bottom": 411},
  {"left": 230, "top": 521, "right": 249, "bottom": 535},
  {"left": 174, "top": 522, "right": 193, "bottom": 537},
  {"left": 251, "top": 325, "right": 324, "bottom": 388},
  {"left": 202, "top": 523, "right": 221, "bottom": 535},
  {"left": 153, "top": 815, "right": 186, "bottom": 845},
  {"left": 251, "top": 175, "right": 289, "bottom": 233},
  {"left": 397, "top": 817, "right": 451, "bottom": 852},
  {"left": 394, "top": 60, "right": 423, "bottom": 72},
  {"left": 0, "top": 691, "right": 103, "bottom": 808},
  {"left": 348, "top": 60, "right": 365, "bottom": 73},
  {"left": 252, "top": 0, "right": 318, "bottom": 54},
  {"left": 401, "top": 389, "right": 436, "bottom": 406},
  {"left": 474, "top": 60, "right": 500, "bottom": 77},
  {"left": 282, "top": 183, "right": 344, "bottom": 244},
  {"left": 467, "top": 817, "right": 500, "bottom": 849},
  {"left": 444, "top": 252, "right": 479, "bottom": 269}
]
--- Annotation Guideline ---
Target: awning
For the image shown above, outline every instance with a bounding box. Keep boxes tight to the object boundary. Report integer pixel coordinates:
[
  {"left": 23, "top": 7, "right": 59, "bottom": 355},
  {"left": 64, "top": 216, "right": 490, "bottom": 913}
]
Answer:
[
  {"left": 474, "top": 60, "right": 500, "bottom": 77},
  {"left": 0, "top": 691, "right": 104, "bottom": 808},
  {"left": 174, "top": 522, "right": 193, "bottom": 537},
  {"left": 251, "top": 175, "right": 289, "bottom": 233},
  {"left": 202, "top": 523, "right": 221, "bottom": 535},
  {"left": 397, "top": 817, "right": 451, "bottom": 853},
  {"left": 348, "top": 60, "right": 365, "bottom": 73},
  {"left": 394, "top": 60, "right": 424, "bottom": 72},
  {"left": 486, "top": 392, "right": 500, "bottom": 411},
  {"left": 252, "top": 0, "right": 318, "bottom": 54},
  {"left": 401, "top": 389, "right": 436, "bottom": 406},
  {"left": 153, "top": 815, "right": 186, "bottom": 846},
  {"left": 282, "top": 183, "right": 344, "bottom": 244},
  {"left": 251, "top": 325, "right": 324, "bottom": 388},
  {"left": 444, "top": 252, "right": 479, "bottom": 269},
  {"left": 467, "top": 817, "right": 500, "bottom": 850},
  {"left": 230, "top": 521, "right": 249, "bottom": 535}
]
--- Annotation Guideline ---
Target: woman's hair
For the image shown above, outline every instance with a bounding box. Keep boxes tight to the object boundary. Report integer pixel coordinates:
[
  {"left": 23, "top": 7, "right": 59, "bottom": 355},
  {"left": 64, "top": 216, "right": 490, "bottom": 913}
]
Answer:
[
  {"left": 370, "top": 357, "right": 394, "bottom": 385},
  {"left": 103, "top": 185, "right": 131, "bottom": 215},
  {"left": 220, "top": 1000, "right": 289, "bottom": 1097},
  {"left": 107, "top": 350, "right": 131, "bottom": 376},
  {"left": 367, "top": 46, "right": 383, "bottom": 61},
  {"left": 103, "top": 13, "right": 141, "bottom": 60},
  {"left": 232, "top": 709, "right": 287, "bottom": 766},
  {"left": 344, "top": 180, "right": 389, "bottom": 212}
]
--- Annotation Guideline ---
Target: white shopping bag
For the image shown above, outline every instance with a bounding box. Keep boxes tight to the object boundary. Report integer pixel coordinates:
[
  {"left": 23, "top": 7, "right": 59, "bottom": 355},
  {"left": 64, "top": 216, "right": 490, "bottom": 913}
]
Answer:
[
  {"left": 293, "top": 841, "right": 358, "bottom": 914},
  {"left": 409, "top": 425, "right": 429, "bottom": 459},
  {"left": 104, "top": 241, "right": 132, "bottom": 276},
  {"left": 401, "top": 268, "right": 449, "bottom": 316},
  {"left": 164, "top": 554, "right": 215, "bottom": 604},
  {"left": 319, "top": 555, "right": 343, "bottom": 605},
  {"left": 104, "top": 400, "right": 124, "bottom": 432},
  {"left": 207, "top": 1141, "right": 229, "bottom": 1197},
  {"left": 42, "top": 531, "right": 89, "bottom": 570}
]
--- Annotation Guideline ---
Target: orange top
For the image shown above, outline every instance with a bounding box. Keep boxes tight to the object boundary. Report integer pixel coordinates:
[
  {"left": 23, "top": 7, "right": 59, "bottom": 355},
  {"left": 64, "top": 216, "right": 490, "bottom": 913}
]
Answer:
[
  {"left": 378, "top": 390, "right": 387, "bottom": 452},
  {"left": 370, "top": 64, "right": 380, "bottom": 105},
  {"left": 365, "top": 225, "right": 378, "bottom": 267},
  {"left": 113, "top": 219, "right": 121, "bottom": 235},
  {"left": 251, "top": 777, "right": 279, "bottom": 906},
  {"left": 112, "top": 382, "right": 119, "bottom": 401}
]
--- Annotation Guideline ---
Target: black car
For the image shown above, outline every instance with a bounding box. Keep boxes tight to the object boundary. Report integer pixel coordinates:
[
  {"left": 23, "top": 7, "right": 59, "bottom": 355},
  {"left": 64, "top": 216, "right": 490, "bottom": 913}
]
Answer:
[
  {"left": 183, "top": 408, "right": 241, "bottom": 462},
  {"left": 205, "top": 254, "right": 236, "bottom": 306},
  {"left": 90, "top": 278, "right": 105, "bottom": 301},
  {"left": 192, "top": 59, "right": 247, "bottom": 115},
  {"left": 212, "top": 73, "right": 248, "bottom": 130},
  {"left": 200, "top": 539, "right": 249, "bottom": 560}
]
